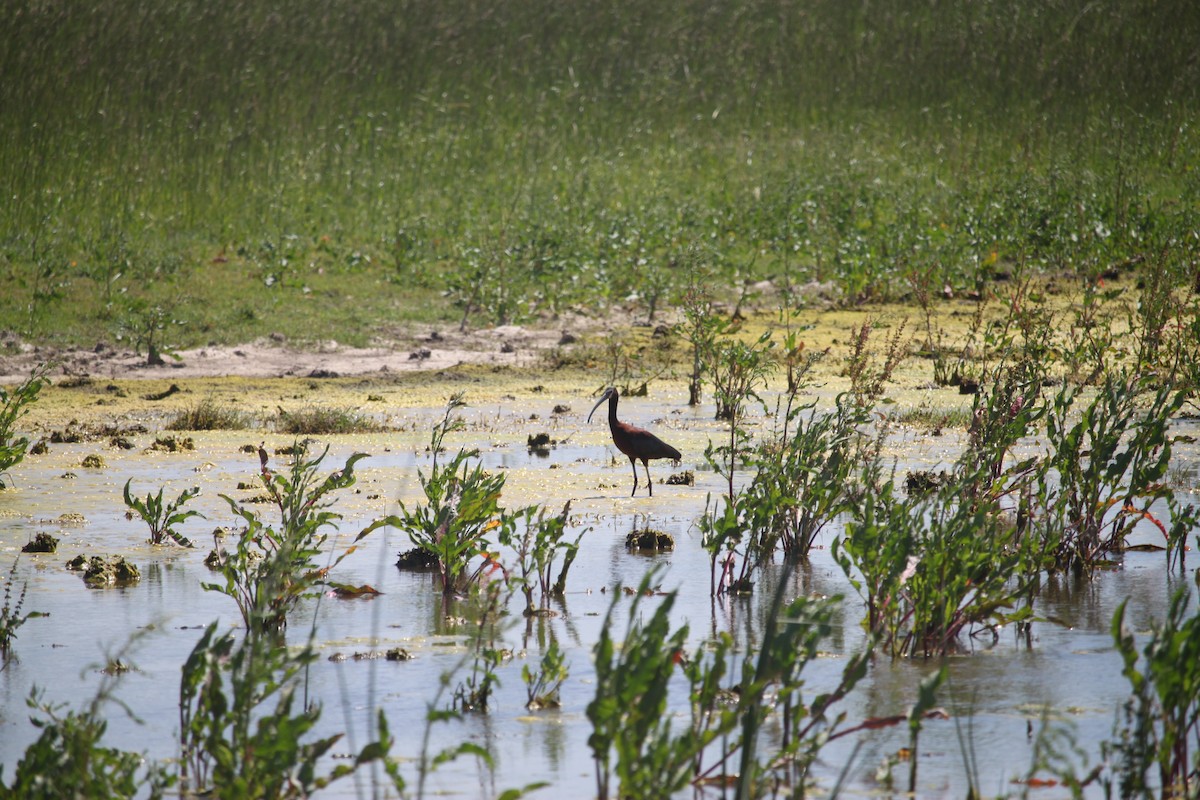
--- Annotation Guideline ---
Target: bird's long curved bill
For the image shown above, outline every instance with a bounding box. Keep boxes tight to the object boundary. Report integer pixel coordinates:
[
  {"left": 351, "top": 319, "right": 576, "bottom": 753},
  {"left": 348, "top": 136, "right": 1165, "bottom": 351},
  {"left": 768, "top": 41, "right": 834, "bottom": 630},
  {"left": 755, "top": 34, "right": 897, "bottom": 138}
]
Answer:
[{"left": 587, "top": 393, "right": 607, "bottom": 424}]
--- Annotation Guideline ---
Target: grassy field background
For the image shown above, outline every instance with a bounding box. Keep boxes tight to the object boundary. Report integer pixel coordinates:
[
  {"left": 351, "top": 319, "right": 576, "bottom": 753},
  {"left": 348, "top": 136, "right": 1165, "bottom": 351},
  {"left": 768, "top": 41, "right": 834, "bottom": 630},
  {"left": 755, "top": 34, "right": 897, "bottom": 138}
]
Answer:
[{"left": 2, "top": 0, "right": 1198, "bottom": 352}]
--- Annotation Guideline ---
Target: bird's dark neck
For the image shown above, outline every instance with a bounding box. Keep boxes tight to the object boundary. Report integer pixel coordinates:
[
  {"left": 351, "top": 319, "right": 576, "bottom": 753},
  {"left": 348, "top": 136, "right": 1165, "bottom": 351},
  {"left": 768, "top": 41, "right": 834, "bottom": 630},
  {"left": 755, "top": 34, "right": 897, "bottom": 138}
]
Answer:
[{"left": 607, "top": 392, "right": 619, "bottom": 426}]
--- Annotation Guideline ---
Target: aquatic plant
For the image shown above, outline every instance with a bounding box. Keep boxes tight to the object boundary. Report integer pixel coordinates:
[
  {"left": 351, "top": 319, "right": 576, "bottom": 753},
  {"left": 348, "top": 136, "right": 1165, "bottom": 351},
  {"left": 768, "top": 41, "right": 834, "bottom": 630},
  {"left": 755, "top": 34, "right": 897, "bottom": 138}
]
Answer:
[
  {"left": 523, "top": 638, "right": 569, "bottom": 710},
  {"left": 499, "top": 501, "right": 582, "bottom": 616},
  {"left": 1, "top": 557, "right": 43, "bottom": 662},
  {"left": 0, "top": 363, "right": 51, "bottom": 490},
  {"left": 835, "top": 453, "right": 1041, "bottom": 658},
  {"left": 1, "top": 629, "right": 172, "bottom": 796},
  {"left": 1107, "top": 588, "right": 1200, "bottom": 799},
  {"left": 726, "top": 587, "right": 872, "bottom": 797},
  {"left": 451, "top": 582, "right": 512, "bottom": 714},
  {"left": 397, "top": 394, "right": 513, "bottom": 598},
  {"left": 0, "top": 685, "right": 171, "bottom": 798},
  {"left": 844, "top": 317, "right": 908, "bottom": 410},
  {"left": 207, "top": 443, "right": 388, "bottom": 633},
  {"left": 588, "top": 567, "right": 871, "bottom": 799},
  {"left": 122, "top": 479, "right": 204, "bottom": 546},
  {"left": 706, "top": 329, "right": 775, "bottom": 424},
  {"left": 178, "top": 621, "right": 398, "bottom": 798},
  {"left": 743, "top": 392, "right": 868, "bottom": 561},
  {"left": 676, "top": 284, "right": 726, "bottom": 406},
  {"left": 587, "top": 572, "right": 698, "bottom": 800},
  {"left": 1038, "top": 372, "right": 1186, "bottom": 575}
]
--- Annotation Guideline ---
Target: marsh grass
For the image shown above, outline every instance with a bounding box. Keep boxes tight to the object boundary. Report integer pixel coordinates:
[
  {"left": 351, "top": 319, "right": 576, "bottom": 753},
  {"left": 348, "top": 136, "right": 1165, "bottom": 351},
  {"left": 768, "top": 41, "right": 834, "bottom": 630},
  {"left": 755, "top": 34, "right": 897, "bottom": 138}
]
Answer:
[
  {"left": 275, "top": 405, "right": 383, "bottom": 435},
  {"left": 2, "top": 2, "right": 1198, "bottom": 347},
  {"left": 165, "top": 398, "right": 253, "bottom": 432}
]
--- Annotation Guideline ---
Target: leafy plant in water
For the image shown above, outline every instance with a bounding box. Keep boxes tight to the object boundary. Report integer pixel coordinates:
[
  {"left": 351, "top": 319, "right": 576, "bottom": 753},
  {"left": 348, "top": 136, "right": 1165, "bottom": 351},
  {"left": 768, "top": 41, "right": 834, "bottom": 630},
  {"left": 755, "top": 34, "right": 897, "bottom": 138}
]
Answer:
[
  {"left": 586, "top": 570, "right": 700, "bottom": 800},
  {"left": 178, "top": 622, "right": 398, "bottom": 798},
  {"left": 123, "top": 479, "right": 204, "bottom": 546},
  {"left": 706, "top": 329, "right": 775, "bottom": 423},
  {"left": 523, "top": 638, "right": 569, "bottom": 710},
  {"left": 397, "top": 394, "right": 510, "bottom": 598},
  {"left": 1106, "top": 588, "right": 1200, "bottom": 799},
  {"left": 676, "top": 285, "right": 727, "bottom": 406},
  {"left": 961, "top": 360, "right": 1046, "bottom": 494},
  {"left": 835, "top": 455, "right": 1041, "bottom": 658},
  {"left": 500, "top": 501, "right": 582, "bottom": 616},
  {"left": 1, "top": 557, "right": 44, "bottom": 662},
  {"left": 0, "top": 657, "right": 171, "bottom": 797},
  {"left": 0, "top": 362, "right": 51, "bottom": 489},
  {"left": 844, "top": 317, "right": 908, "bottom": 409},
  {"left": 743, "top": 392, "right": 868, "bottom": 561},
  {"left": 1038, "top": 372, "right": 1186, "bottom": 575},
  {"left": 452, "top": 581, "right": 512, "bottom": 714},
  {"left": 207, "top": 443, "right": 387, "bottom": 633},
  {"left": 1061, "top": 271, "right": 1125, "bottom": 385},
  {"left": 726, "top": 585, "right": 872, "bottom": 797}
]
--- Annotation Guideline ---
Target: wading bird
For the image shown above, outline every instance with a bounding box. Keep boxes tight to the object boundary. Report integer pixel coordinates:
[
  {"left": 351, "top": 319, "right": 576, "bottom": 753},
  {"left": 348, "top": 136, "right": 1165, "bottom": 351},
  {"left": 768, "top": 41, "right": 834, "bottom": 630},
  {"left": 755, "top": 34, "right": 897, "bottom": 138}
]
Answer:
[{"left": 587, "top": 387, "right": 681, "bottom": 497}]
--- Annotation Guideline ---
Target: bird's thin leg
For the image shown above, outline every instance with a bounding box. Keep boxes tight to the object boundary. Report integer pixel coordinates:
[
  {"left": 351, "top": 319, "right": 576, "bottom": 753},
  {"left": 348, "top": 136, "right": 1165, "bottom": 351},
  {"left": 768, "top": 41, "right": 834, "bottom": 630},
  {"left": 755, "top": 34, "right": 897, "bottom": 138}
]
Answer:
[
  {"left": 629, "top": 457, "right": 639, "bottom": 497},
  {"left": 644, "top": 461, "right": 654, "bottom": 497}
]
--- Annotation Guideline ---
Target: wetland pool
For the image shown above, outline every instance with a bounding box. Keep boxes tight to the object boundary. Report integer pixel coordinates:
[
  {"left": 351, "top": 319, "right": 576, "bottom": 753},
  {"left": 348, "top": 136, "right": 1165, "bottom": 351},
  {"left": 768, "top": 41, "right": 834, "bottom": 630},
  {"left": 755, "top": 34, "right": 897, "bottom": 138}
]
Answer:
[{"left": 1, "top": 390, "right": 1197, "bottom": 798}]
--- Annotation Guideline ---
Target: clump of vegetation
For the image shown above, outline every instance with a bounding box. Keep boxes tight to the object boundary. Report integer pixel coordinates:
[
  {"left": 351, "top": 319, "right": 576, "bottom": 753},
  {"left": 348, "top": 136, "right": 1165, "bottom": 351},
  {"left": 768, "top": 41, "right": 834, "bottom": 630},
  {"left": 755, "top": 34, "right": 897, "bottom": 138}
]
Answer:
[
  {"left": 178, "top": 622, "right": 399, "bottom": 797},
  {"left": 206, "top": 443, "right": 388, "bottom": 633},
  {"left": 500, "top": 502, "right": 582, "bottom": 616},
  {"left": 149, "top": 435, "right": 195, "bottom": 452},
  {"left": 396, "top": 395, "right": 514, "bottom": 599},
  {"left": 70, "top": 555, "right": 141, "bottom": 587},
  {"left": 21, "top": 532, "right": 58, "bottom": 553},
  {"left": 1107, "top": 589, "right": 1200, "bottom": 799},
  {"left": 524, "top": 639, "right": 569, "bottom": 710},
  {"left": 166, "top": 398, "right": 252, "bottom": 431},
  {"left": 123, "top": 480, "right": 204, "bottom": 546},
  {"left": 276, "top": 405, "right": 382, "bottom": 435},
  {"left": 0, "top": 678, "right": 171, "bottom": 796},
  {"left": 0, "top": 364, "right": 51, "bottom": 490},
  {"left": 1036, "top": 373, "right": 1187, "bottom": 575},
  {"left": 625, "top": 528, "right": 673, "bottom": 551}
]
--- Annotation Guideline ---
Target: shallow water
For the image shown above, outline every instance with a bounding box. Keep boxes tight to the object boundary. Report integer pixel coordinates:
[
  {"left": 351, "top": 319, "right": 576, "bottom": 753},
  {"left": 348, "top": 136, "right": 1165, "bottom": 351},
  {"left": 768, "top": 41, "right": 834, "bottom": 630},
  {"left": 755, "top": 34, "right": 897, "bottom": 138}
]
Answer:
[{"left": 1, "top": 395, "right": 1197, "bottom": 798}]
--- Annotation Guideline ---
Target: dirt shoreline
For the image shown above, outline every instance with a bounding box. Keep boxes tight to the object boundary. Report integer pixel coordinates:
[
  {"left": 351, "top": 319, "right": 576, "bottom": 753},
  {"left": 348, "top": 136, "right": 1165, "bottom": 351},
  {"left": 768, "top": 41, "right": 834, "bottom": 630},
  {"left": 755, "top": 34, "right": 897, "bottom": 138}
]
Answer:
[{"left": 0, "top": 323, "right": 578, "bottom": 385}]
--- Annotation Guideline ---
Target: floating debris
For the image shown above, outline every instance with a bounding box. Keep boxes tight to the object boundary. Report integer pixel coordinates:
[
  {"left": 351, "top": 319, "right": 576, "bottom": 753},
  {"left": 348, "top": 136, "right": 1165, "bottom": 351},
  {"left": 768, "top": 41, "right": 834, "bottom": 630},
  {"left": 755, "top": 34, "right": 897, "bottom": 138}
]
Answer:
[
  {"left": 45, "top": 513, "right": 87, "bottom": 526},
  {"left": 329, "top": 648, "right": 413, "bottom": 663},
  {"left": 81, "top": 454, "right": 106, "bottom": 468},
  {"left": 143, "top": 384, "right": 181, "bottom": 401},
  {"left": 328, "top": 582, "right": 383, "bottom": 598}
]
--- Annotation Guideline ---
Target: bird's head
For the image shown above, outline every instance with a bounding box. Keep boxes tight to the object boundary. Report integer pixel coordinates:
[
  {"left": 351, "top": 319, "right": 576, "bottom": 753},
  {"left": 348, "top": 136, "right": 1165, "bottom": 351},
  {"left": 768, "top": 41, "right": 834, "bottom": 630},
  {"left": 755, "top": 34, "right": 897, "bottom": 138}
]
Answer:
[{"left": 587, "top": 387, "right": 616, "bottom": 424}]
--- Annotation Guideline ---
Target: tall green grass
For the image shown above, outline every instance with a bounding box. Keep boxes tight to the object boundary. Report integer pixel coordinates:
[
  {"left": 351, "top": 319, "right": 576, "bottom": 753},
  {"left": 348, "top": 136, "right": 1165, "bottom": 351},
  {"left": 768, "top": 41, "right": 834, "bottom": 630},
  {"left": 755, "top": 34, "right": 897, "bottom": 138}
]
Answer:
[{"left": 3, "top": 0, "right": 1198, "bottom": 346}]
